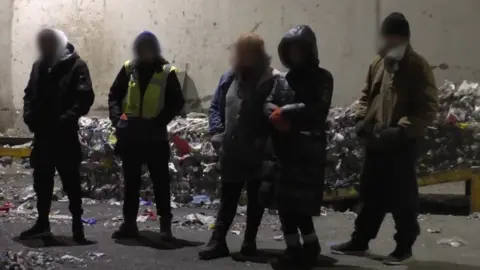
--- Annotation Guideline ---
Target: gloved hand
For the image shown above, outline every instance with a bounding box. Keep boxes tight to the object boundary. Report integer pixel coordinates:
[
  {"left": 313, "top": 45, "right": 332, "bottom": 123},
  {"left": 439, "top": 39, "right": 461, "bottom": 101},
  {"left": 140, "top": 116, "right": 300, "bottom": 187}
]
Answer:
[
  {"left": 354, "top": 120, "right": 367, "bottom": 138},
  {"left": 379, "top": 126, "right": 405, "bottom": 142},
  {"left": 258, "top": 181, "right": 274, "bottom": 207},
  {"left": 269, "top": 108, "right": 290, "bottom": 132},
  {"left": 211, "top": 133, "right": 224, "bottom": 152}
]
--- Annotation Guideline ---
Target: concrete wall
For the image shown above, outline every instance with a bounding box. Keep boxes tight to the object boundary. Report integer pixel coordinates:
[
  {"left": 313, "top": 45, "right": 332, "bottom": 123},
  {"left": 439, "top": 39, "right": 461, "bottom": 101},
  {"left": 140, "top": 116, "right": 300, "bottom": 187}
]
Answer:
[
  {"left": 0, "top": 0, "right": 13, "bottom": 131},
  {"left": 2, "top": 0, "right": 480, "bottom": 130}
]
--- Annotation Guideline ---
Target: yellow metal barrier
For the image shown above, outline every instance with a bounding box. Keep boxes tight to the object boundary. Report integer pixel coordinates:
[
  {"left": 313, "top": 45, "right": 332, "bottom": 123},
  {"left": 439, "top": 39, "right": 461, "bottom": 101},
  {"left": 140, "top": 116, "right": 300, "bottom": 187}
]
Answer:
[{"left": 0, "top": 147, "right": 31, "bottom": 158}]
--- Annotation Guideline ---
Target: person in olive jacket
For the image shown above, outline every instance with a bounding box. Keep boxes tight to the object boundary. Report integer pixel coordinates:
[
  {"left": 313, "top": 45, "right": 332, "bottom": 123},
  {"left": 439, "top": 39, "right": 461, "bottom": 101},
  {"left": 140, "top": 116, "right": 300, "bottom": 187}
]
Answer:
[{"left": 330, "top": 13, "right": 439, "bottom": 266}]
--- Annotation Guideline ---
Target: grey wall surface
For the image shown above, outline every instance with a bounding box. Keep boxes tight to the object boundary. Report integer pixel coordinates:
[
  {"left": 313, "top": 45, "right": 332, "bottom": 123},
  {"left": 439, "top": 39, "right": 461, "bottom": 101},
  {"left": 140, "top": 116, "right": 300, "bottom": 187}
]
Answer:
[
  {"left": 0, "top": 0, "right": 13, "bottom": 131},
  {"left": 1, "top": 0, "right": 480, "bottom": 130}
]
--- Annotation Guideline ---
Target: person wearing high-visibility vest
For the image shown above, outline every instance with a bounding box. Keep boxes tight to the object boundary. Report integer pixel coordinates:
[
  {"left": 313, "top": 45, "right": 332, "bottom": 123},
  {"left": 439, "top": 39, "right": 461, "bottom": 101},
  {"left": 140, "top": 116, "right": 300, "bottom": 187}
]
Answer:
[{"left": 108, "top": 31, "right": 185, "bottom": 240}]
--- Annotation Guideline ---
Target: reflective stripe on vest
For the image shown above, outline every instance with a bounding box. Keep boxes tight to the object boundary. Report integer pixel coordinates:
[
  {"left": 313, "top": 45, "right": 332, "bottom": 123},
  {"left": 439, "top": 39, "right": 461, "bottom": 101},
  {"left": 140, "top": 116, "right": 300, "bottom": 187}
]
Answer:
[{"left": 122, "top": 60, "right": 177, "bottom": 119}]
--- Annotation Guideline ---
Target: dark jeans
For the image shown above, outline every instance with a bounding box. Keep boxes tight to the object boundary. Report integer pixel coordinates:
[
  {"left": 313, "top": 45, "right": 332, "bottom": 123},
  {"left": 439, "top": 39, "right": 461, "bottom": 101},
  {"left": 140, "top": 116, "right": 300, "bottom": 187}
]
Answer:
[
  {"left": 120, "top": 140, "right": 172, "bottom": 224},
  {"left": 32, "top": 154, "right": 83, "bottom": 224},
  {"left": 279, "top": 211, "right": 315, "bottom": 236},
  {"left": 352, "top": 144, "right": 420, "bottom": 247},
  {"left": 214, "top": 180, "right": 264, "bottom": 241}
]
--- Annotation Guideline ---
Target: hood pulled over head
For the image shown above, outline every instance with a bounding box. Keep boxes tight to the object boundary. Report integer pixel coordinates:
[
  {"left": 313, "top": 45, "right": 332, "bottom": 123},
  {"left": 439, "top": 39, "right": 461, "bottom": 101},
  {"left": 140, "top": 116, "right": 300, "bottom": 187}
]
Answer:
[
  {"left": 133, "top": 31, "right": 161, "bottom": 56},
  {"left": 278, "top": 25, "right": 319, "bottom": 70},
  {"left": 37, "top": 28, "right": 76, "bottom": 65}
]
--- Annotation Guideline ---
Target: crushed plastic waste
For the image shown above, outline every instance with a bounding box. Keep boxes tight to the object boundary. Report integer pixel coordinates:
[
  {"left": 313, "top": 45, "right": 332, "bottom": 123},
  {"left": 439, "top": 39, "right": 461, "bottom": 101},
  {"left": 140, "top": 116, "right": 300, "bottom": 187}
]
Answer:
[
  {"left": 2, "top": 81, "right": 479, "bottom": 198},
  {"left": 437, "top": 237, "right": 468, "bottom": 247}
]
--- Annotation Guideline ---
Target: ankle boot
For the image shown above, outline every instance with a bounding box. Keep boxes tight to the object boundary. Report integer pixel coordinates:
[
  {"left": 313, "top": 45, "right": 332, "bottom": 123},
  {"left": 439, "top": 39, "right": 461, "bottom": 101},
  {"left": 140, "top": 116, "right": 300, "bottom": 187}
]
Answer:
[
  {"left": 198, "top": 228, "right": 229, "bottom": 260},
  {"left": 159, "top": 217, "right": 173, "bottom": 240},
  {"left": 72, "top": 218, "right": 87, "bottom": 243}
]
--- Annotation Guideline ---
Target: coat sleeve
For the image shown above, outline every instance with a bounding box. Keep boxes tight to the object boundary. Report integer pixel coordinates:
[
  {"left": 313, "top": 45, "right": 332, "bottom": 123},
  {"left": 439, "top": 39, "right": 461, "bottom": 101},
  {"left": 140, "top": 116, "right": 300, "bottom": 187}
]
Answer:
[
  {"left": 108, "top": 66, "right": 129, "bottom": 127},
  {"left": 397, "top": 60, "right": 439, "bottom": 138},
  {"left": 208, "top": 73, "right": 229, "bottom": 134},
  {"left": 60, "top": 60, "right": 95, "bottom": 123},
  {"left": 23, "top": 63, "right": 37, "bottom": 132},
  {"left": 355, "top": 63, "right": 373, "bottom": 120},
  {"left": 155, "top": 71, "right": 185, "bottom": 127},
  {"left": 281, "top": 70, "right": 334, "bottom": 132}
]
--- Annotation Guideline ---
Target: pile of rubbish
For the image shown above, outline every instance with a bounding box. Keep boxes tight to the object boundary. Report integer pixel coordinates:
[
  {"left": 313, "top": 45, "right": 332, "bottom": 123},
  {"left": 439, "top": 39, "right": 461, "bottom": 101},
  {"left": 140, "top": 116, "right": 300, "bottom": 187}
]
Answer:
[{"left": 3, "top": 81, "right": 479, "bottom": 199}]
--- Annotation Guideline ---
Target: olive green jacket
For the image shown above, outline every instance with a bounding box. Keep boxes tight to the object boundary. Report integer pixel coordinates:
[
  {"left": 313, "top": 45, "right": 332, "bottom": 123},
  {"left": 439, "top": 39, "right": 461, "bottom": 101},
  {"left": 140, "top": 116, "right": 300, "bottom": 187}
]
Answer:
[{"left": 355, "top": 46, "right": 439, "bottom": 138}]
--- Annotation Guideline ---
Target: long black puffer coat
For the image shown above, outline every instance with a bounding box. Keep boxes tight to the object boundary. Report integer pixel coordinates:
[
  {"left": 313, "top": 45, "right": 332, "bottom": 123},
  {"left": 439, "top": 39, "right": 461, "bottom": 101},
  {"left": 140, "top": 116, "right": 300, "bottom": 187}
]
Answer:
[{"left": 265, "top": 25, "right": 334, "bottom": 216}]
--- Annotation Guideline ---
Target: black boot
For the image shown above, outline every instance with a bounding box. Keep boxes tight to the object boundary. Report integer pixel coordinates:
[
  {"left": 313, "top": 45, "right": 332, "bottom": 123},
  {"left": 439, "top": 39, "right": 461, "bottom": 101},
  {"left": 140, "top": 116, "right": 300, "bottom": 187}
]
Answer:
[
  {"left": 19, "top": 219, "right": 52, "bottom": 240},
  {"left": 198, "top": 229, "right": 229, "bottom": 260},
  {"left": 112, "top": 222, "right": 139, "bottom": 239},
  {"left": 383, "top": 245, "right": 413, "bottom": 266},
  {"left": 240, "top": 239, "right": 257, "bottom": 256},
  {"left": 72, "top": 218, "right": 87, "bottom": 243},
  {"left": 271, "top": 246, "right": 303, "bottom": 270},
  {"left": 302, "top": 241, "right": 321, "bottom": 269},
  {"left": 159, "top": 217, "right": 173, "bottom": 241},
  {"left": 330, "top": 239, "right": 368, "bottom": 256}
]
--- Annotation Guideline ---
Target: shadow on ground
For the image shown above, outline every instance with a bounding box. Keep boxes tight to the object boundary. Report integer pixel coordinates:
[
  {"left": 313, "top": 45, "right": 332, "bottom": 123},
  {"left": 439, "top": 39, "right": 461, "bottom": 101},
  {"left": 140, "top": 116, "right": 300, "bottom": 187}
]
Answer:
[
  {"left": 406, "top": 261, "right": 480, "bottom": 270},
  {"left": 13, "top": 235, "right": 96, "bottom": 248},
  {"left": 114, "top": 230, "right": 204, "bottom": 250},
  {"left": 232, "top": 249, "right": 338, "bottom": 266}
]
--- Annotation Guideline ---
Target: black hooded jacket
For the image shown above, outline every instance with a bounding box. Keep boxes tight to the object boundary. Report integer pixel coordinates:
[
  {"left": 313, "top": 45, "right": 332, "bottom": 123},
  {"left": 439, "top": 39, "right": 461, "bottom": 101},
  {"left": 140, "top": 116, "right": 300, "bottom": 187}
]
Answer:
[
  {"left": 264, "top": 25, "right": 334, "bottom": 216},
  {"left": 23, "top": 43, "right": 95, "bottom": 137}
]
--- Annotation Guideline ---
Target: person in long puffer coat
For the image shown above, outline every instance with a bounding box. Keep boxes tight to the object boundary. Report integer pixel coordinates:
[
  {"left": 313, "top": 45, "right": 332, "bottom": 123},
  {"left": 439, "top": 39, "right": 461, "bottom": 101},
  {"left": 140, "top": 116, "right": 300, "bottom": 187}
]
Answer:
[{"left": 261, "top": 25, "right": 333, "bottom": 269}]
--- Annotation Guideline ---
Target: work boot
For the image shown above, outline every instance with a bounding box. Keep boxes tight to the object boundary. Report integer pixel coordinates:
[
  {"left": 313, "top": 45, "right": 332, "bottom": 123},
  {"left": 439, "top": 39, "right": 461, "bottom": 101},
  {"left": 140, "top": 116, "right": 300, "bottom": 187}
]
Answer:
[
  {"left": 112, "top": 222, "right": 139, "bottom": 239},
  {"left": 330, "top": 239, "right": 368, "bottom": 256},
  {"left": 383, "top": 245, "right": 413, "bottom": 266},
  {"left": 198, "top": 230, "right": 229, "bottom": 260},
  {"left": 159, "top": 217, "right": 173, "bottom": 241},
  {"left": 302, "top": 241, "right": 321, "bottom": 269},
  {"left": 240, "top": 239, "right": 257, "bottom": 256},
  {"left": 19, "top": 220, "right": 52, "bottom": 240},
  {"left": 72, "top": 218, "right": 87, "bottom": 243},
  {"left": 270, "top": 246, "right": 303, "bottom": 270}
]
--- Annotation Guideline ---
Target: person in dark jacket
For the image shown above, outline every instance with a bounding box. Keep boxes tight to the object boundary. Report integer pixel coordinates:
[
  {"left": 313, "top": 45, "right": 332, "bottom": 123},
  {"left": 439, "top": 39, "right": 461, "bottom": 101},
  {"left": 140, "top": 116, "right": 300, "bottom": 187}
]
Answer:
[
  {"left": 108, "top": 31, "right": 185, "bottom": 240},
  {"left": 20, "top": 28, "right": 95, "bottom": 243},
  {"left": 198, "top": 33, "right": 283, "bottom": 260},
  {"left": 262, "top": 25, "right": 333, "bottom": 269},
  {"left": 330, "top": 13, "right": 438, "bottom": 265}
]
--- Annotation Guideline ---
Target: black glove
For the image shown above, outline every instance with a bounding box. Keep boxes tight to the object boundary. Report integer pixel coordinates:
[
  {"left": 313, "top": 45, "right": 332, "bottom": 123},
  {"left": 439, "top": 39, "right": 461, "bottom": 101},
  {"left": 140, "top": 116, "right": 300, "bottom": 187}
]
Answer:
[
  {"left": 379, "top": 126, "right": 405, "bottom": 142},
  {"left": 211, "top": 133, "right": 224, "bottom": 152},
  {"left": 354, "top": 120, "right": 367, "bottom": 138}
]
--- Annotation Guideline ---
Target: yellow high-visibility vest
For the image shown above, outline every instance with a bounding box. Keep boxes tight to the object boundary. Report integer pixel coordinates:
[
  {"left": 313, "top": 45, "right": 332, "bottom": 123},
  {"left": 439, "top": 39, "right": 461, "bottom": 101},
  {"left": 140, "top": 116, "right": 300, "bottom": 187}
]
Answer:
[{"left": 122, "top": 60, "right": 177, "bottom": 118}]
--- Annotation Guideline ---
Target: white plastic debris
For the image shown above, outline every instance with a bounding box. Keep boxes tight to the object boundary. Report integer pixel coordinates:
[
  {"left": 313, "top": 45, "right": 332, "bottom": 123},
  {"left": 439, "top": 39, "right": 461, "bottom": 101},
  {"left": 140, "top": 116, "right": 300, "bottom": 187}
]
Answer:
[{"left": 437, "top": 237, "right": 468, "bottom": 247}]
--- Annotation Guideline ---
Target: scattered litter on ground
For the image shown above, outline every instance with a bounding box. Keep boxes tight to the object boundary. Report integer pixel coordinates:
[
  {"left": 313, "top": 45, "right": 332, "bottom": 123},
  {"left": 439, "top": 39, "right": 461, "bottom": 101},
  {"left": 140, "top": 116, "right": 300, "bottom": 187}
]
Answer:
[
  {"left": 437, "top": 237, "right": 468, "bottom": 247},
  {"left": 427, "top": 228, "right": 442, "bottom": 234}
]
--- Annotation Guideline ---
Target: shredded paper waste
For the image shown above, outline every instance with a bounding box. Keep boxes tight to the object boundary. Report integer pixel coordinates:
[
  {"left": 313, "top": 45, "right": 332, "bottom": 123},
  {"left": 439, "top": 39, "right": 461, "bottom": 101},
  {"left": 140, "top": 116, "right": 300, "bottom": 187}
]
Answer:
[{"left": 2, "top": 81, "right": 480, "bottom": 200}]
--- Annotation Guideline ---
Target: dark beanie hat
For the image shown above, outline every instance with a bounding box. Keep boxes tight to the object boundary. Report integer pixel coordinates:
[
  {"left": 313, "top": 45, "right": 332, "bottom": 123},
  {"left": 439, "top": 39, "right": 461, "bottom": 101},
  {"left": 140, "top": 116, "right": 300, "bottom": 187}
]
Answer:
[{"left": 381, "top": 12, "right": 410, "bottom": 38}]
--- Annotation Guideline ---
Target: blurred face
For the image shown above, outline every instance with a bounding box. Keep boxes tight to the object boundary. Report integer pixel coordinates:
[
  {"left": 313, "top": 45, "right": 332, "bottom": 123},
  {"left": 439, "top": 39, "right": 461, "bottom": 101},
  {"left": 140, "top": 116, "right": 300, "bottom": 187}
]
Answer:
[
  {"left": 235, "top": 44, "right": 258, "bottom": 70},
  {"left": 287, "top": 44, "right": 305, "bottom": 68},
  {"left": 378, "top": 35, "right": 406, "bottom": 55},
  {"left": 136, "top": 42, "right": 157, "bottom": 63},
  {"left": 37, "top": 30, "right": 58, "bottom": 62}
]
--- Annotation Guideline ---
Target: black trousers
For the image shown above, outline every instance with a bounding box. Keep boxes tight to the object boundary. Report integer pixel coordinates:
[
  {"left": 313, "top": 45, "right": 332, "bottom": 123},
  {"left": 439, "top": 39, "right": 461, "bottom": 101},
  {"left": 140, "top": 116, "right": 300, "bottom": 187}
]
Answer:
[
  {"left": 279, "top": 211, "right": 315, "bottom": 236},
  {"left": 120, "top": 140, "right": 172, "bottom": 224},
  {"left": 214, "top": 180, "right": 264, "bottom": 241},
  {"left": 31, "top": 140, "right": 83, "bottom": 223},
  {"left": 352, "top": 144, "right": 420, "bottom": 247}
]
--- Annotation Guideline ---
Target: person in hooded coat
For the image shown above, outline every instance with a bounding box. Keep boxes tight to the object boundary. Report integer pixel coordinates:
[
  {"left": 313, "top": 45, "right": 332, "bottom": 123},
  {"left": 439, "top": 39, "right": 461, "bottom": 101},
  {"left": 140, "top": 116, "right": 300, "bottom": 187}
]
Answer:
[
  {"left": 261, "top": 25, "right": 333, "bottom": 269},
  {"left": 108, "top": 31, "right": 185, "bottom": 240},
  {"left": 330, "top": 13, "right": 438, "bottom": 265},
  {"left": 198, "top": 33, "right": 283, "bottom": 260},
  {"left": 20, "top": 28, "right": 95, "bottom": 243}
]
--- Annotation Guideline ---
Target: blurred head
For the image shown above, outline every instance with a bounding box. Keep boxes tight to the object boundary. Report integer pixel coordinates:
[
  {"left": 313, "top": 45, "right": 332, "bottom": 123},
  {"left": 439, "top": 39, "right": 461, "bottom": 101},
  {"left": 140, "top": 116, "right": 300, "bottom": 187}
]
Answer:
[
  {"left": 134, "top": 31, "right": 161, "bottom": 64},
  {"left": 287, "top": 43, "right": 307, "bottom": 69},
  {"left": 37, "top": 29, "right": 58, "bottom": 62},
  {"left": 379, "top": 12, "right": 410, "bottom": 56},
  {"left": 232, "top": 33, "right": 269, "bottom": 76}
]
